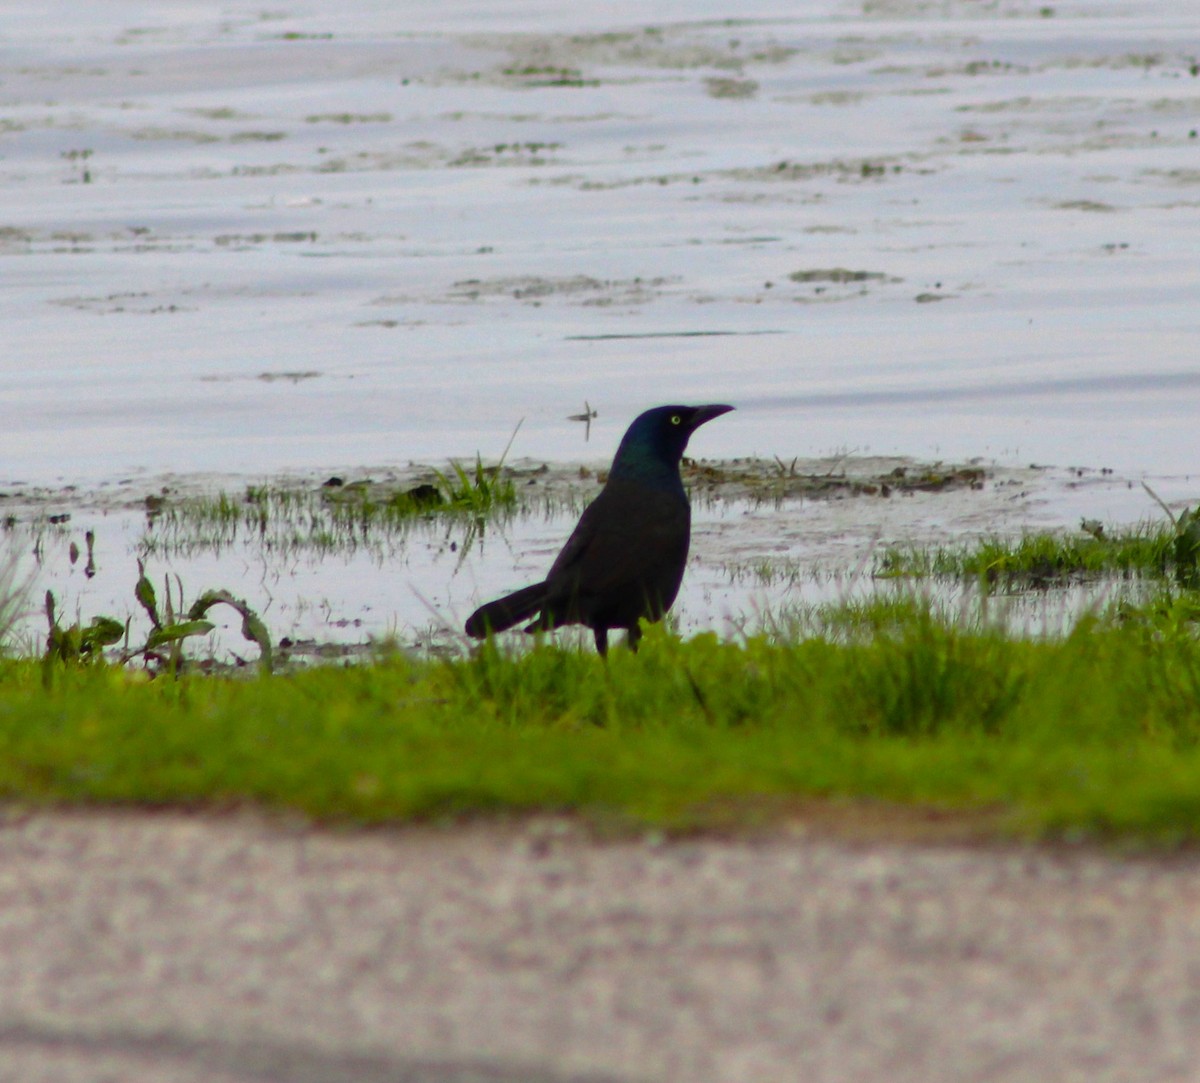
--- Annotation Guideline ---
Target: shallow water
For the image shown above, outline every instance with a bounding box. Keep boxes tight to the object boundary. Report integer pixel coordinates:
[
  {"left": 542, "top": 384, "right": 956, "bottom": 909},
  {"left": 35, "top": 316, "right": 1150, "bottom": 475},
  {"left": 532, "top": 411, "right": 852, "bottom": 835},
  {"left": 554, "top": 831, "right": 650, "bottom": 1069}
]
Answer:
[
  {"left": 2, "top": 0, "right": 1198, "bottom": 653},
  {"left": 2, "top": 0, "right": 1199, "bottom": 485},
  {"left": 1, "top": 459, "right": 1178, "bottom": 659}
]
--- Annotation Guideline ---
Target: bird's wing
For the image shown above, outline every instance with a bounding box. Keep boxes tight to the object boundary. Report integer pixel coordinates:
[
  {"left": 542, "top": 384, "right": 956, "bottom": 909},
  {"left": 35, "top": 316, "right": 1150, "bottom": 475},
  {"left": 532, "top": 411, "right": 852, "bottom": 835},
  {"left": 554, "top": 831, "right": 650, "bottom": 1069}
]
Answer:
[
  {"left": 544, "top": 481, "right": 688, "bottom": 600},
  {"left": 543, "top": 491, "right": 606, "bottom": 581}
]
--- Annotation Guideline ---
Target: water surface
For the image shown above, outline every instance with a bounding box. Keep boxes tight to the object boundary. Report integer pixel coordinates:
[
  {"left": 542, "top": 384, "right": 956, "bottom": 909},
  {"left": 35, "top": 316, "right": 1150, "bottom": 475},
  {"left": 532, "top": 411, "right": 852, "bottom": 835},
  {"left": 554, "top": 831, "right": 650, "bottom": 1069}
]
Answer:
[
  {"left": 2, "top": 0, "right": 1197, "bottom": 482},
  {"left": 2, "top": 0, "right": 1198, "bottom": 652}
]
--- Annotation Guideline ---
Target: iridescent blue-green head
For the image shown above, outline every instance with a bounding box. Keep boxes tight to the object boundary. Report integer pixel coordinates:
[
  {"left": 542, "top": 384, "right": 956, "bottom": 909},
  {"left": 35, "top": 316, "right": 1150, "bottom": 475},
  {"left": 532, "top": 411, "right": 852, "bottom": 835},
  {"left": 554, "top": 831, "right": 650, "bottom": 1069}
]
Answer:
[{"left": 608, "top": 404, "right": 734, "bottom": 485}]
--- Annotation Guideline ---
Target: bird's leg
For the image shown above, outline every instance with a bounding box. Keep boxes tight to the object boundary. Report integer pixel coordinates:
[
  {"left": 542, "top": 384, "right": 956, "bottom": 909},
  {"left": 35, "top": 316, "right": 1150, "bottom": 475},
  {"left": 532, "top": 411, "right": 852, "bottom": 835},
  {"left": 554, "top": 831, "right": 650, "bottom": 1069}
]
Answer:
[
  {"left": 626, "top": 623, "right": 642, "bottom": 653},
  {"left": 593, "top": 627, "right": 608, "bottom": 656}
]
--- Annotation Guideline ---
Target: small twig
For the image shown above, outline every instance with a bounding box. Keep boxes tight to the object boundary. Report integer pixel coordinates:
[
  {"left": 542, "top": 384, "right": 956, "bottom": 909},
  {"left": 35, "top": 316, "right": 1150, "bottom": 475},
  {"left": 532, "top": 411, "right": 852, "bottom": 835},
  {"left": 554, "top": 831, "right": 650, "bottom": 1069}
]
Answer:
[
  {"left": 567, "top": 401, "right": 597, "bottom": 440},
  {"left": 1142, "top": 481, "right": 1180, "bottom": 527},
  {"left": 497, "top": 417, "right": 524, "bottom": 469},
  {"left": 410, "top": 585, "right": 474, "bottom": 654}
]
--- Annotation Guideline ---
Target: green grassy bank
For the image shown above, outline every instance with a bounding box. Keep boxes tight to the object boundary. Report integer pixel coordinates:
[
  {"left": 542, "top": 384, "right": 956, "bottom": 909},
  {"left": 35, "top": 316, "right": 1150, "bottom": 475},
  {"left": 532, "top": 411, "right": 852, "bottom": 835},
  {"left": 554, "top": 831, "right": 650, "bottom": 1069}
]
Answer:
[{"left": 4, "top": 596, "right": 1200, "bottom": 845}]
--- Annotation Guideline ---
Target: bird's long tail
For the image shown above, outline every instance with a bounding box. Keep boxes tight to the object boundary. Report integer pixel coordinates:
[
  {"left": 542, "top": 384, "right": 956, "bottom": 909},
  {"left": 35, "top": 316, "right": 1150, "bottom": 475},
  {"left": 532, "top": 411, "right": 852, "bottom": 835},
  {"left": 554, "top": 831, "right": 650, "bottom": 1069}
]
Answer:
[{"left": 465, "top": 582, "right": 550, "bottom": 639}]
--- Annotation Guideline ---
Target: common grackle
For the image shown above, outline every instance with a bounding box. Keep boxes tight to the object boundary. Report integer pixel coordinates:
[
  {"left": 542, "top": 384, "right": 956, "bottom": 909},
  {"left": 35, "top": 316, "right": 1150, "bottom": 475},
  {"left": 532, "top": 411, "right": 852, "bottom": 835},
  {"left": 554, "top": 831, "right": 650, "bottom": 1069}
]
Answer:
[{"left": 465, "top": 403, "right": 734, "bottom": 654}]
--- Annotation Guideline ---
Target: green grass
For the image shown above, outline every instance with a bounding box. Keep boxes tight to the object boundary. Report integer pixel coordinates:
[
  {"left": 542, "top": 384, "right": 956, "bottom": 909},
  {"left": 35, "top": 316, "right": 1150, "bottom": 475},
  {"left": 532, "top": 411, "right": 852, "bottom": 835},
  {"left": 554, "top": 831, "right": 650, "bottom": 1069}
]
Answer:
[
  {"left": 0, "top": 550, "right": 28, "bottom": 653},
  {"left": 4, "top": 594, "right": 1200, "bottom": 844},
  {"left": 141, "top": 462, "right": 522, "bottom": 558},
  {"left": 875, "top": 510, "right": 1200, "bottom": 590},
  {"left": 8, "top": 488, "right": 1200, "bottom": 845}
]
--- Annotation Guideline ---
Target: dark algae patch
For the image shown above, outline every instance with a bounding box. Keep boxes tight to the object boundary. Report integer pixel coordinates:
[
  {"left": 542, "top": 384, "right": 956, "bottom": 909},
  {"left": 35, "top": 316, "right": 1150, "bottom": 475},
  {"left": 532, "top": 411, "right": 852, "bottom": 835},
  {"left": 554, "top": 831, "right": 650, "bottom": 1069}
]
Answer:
[{"left": 682, "top": 458, "right": 987, "bottom": 502}]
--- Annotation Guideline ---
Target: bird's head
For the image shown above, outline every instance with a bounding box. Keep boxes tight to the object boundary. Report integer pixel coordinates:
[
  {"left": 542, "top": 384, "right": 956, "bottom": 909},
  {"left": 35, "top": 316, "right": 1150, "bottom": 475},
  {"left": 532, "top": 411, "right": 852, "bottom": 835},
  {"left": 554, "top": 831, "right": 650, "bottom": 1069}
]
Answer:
[{"left": 608, "top": 404, "right": 734, "bottom": 482}]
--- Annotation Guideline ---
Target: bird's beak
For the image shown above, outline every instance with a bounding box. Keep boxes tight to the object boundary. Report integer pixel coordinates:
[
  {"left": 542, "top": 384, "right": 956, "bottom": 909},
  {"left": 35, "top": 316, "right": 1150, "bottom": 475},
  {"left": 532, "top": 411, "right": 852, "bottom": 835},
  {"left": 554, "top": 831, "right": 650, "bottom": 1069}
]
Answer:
[{"left": 689, "top": 404, "right": 735, "bottom": 429}]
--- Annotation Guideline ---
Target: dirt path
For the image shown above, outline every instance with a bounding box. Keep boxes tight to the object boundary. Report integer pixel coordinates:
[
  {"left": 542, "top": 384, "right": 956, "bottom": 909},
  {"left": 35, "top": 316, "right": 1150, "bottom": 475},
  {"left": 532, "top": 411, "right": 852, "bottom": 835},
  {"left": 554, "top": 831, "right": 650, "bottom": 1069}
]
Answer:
[{"left": 3, "top": 811, "right": 1200, "bottom": 1081}]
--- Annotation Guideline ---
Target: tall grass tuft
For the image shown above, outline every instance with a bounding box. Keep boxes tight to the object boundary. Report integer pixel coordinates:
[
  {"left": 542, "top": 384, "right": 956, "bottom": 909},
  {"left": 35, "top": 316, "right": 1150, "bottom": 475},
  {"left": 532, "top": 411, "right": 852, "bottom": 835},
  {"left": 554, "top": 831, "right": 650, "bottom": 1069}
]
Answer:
[
  {"left": 876, "top": 522, "right": 1183, "bottom": 589},
  {"left": 432, "top": 455, "right": 518, "bottom": 515},
  {"left": 0, "top": 545, "right": 30, "bottom": 654}
]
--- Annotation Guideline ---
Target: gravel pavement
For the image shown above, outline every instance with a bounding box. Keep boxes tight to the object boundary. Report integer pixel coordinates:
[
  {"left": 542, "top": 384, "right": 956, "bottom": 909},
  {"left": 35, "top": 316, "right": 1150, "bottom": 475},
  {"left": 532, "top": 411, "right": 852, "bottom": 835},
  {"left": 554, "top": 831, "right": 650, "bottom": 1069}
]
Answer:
[{"left": 2, "top": 810, "right": 1200, "bottom": 1082}]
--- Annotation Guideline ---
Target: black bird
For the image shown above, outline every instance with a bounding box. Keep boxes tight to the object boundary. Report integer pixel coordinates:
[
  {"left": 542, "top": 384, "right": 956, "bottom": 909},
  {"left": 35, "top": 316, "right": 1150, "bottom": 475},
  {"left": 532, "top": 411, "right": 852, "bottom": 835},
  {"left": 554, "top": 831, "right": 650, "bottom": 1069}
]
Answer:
[{"left": 465, "top": 403, "right": 734, "bottom": 654}]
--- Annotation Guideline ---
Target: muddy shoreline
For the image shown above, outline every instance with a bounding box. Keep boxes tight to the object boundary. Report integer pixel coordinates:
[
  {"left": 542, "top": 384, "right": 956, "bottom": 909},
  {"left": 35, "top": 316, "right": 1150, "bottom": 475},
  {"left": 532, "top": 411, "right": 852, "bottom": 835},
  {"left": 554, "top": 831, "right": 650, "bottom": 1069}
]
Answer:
[
  {"left": 2, "top": 453, "right": 1190, "bottom": 661},
  {"left": 1, "top": 453, "right": 1011, "bottom": 516}
]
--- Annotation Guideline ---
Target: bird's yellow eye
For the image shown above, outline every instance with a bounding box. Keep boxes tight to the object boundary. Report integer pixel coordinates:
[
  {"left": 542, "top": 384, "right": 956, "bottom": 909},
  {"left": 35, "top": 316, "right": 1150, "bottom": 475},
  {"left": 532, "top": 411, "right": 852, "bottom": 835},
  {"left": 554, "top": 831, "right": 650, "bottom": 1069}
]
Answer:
[{"left": 670, "top": 414, "right": 682, "bottom": 425}]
